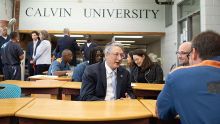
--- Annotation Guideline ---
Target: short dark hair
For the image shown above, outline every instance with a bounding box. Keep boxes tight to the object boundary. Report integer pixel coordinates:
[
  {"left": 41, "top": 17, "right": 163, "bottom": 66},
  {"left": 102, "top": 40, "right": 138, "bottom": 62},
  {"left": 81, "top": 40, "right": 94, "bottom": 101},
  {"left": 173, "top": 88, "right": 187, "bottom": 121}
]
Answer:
[
  {"left": 10, "top": 31, "right": 19, "bottom": 40},
  {"left": 132, "top": 49, "right": 153, "bottom": 71},
  {"left": 89, "top": 46, "right": 104, "bottom": 65},
  {"left": 31, "top": 31, "right": 39, "bottom": 36},
  {"left": 192, "top": 31, "right": 220, "bottom": 60}
]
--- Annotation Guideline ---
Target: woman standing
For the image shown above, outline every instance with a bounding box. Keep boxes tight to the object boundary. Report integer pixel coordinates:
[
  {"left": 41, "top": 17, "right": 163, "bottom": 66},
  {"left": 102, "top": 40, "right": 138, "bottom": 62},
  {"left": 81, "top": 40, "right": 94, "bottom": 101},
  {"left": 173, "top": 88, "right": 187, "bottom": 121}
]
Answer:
[
  {"left": 32, "top": 30, "right": 51, "bottom": 74},
  {"left": 131, "top": 49, "right": 163, "bottom": 83}
]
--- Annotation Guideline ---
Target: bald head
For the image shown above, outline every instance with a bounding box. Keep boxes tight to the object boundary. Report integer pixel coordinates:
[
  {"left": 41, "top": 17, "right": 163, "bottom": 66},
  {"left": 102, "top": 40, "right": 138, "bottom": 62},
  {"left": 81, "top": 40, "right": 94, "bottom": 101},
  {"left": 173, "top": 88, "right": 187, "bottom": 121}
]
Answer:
[
  {"left": 62, "top": 49, "right": 73, "bottom": 63},
  {"left": 177, "top": 42, "right": 192, "bottom": 66},
  {"left": 179, "top": 42, "right": 192, "bottom": 52}
]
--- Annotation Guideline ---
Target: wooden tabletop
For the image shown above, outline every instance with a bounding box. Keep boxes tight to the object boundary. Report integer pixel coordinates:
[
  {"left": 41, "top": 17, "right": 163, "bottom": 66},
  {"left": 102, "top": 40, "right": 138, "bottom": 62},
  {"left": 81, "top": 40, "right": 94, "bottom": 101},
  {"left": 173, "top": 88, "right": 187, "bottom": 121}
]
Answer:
[
  {"left": 132, "top": 83, "right": 164, "bottom": 91},
  {"left": 139, "top": 99, "right": 157, "bottom": 117},
  {"left": 0, "top": 98, "right": 34, "bottom": 117},
  {"left": 16, "top": 98, "right": 152, "bottom": 121},
  {"left": 0, "top": 80, "right": 66, "bottom": 88},
  {"left": 28, "top": 75, "right": 72, "bottom": 81},
  {"left": 61, "top": 82, "right": 81, "bottom": 89}
]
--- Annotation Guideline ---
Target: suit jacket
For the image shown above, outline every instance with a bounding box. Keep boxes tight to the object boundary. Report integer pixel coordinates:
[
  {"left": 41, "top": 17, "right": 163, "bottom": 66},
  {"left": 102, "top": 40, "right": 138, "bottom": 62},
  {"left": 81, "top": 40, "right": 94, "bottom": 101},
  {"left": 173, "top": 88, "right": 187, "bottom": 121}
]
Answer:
[
  {"left": 55, "top": 35, "right": 79, "bottom": 66},
  {"left": 80, "top": 61, "right": 135, "bottom": 101},
  {"left": 81, "top": 42, "right": 97, "bottom": 61}
]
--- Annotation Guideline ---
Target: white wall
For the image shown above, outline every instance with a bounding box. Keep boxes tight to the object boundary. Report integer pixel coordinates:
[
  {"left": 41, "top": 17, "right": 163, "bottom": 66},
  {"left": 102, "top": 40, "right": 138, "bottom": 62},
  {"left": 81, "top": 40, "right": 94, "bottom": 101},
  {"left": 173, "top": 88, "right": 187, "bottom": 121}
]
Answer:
[
  {"left": 147, "top": 41, "right": 161, "bottom": 57},
  {"left": 161, "top": 0, "right": 181, "bottom": 78},
  {"left": 0, "top": 0, "right": 13, "bottom": 20},
  {"left": 19, "top": 0, "right": 165, "bottom": 32},
  {"left": 201, "top": 0, "right": 220, "bottom": 33}
]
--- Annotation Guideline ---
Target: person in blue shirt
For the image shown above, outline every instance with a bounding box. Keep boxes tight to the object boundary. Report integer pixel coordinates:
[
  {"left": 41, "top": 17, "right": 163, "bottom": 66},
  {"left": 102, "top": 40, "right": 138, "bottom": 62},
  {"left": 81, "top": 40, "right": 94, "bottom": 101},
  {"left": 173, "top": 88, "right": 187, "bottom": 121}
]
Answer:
[
  {"left": 48, "top": 49, "right": 73, "bottom": 76},
  {"left": 157, "top": 31, "right": 220, "bottom": 124},
  {"left": 73, "top": 46, "right": 104, "bottom": 81}
]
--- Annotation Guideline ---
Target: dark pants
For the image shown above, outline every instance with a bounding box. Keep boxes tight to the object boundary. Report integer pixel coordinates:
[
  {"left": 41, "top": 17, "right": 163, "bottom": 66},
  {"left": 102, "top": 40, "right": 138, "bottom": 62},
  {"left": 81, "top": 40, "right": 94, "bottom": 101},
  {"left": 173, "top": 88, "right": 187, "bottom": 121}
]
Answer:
[
  {"left": 0, "top": 59, "right": 3, "bottom": 74},
  {"left": 3, "top": 65, "right": 21, "bottom": 80},
  {"left": 28, "top": 63, "right": 35, "bottom": 76},
  {"left": 35, "top": 64, "right": 50, "bottom": 75}
]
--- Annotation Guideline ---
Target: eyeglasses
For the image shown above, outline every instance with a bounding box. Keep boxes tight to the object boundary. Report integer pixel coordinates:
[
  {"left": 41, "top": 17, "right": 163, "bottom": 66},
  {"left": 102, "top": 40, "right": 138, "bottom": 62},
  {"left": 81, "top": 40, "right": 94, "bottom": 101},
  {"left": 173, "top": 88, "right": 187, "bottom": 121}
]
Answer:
[
  {"left": 176, "top": 51, "right": 191, "bottom": 56},
  {"left": 111, "top": 53, "right": 125, "bottom": 59}
]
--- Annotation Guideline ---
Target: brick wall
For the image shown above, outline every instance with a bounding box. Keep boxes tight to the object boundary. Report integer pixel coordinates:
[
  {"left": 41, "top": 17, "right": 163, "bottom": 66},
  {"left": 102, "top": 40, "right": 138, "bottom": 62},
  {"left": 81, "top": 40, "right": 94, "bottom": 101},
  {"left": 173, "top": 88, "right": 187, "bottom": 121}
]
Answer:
[{"left": 14, "top": 0, "right": 20, "bottom": 31}]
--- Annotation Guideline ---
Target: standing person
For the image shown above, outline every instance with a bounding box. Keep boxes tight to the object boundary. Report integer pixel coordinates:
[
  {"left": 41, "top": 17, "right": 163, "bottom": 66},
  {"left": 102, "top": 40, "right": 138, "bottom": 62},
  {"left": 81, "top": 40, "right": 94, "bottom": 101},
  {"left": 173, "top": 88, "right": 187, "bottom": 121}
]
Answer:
[
  {"left": 170, "top": 42, "right": 192, "bottom": 71},
  {"left": 73, "top": 46, "right": 104, "bottom": 81},
  {"left": 26, "top": 31, "right": 40, "bottom": 76},
  {"left": 80, "top": 42, "right": 135, "bottom": 101},
  {"left": 157, "top": 31, "right": 220, "bottom": 124},
  {"left": 81, "top": 34, "right": 97, "bottom": 61},
  {"left": 1, "top": 32, "right": 24, "bottom": 80},
  {"left": 131, "top": 49, "right": 163, "bottom": 83},
  {"left": 0, "top": 27, "right": 10, "bottom": 74},
  {"left": 48, "top": 49, "right": 72, "bottom": 76},
  {"left": 55, "top": 28, "right": 79, "bottom": 66},
  {"left": 32, "top": 30, "right": 51, "bottom": 75}
]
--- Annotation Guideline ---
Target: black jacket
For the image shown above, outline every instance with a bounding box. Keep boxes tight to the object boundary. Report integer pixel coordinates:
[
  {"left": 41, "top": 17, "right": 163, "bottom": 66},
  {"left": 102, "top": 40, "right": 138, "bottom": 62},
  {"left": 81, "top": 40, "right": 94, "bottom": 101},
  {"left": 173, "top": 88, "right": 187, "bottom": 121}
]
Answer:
[{"left": 131, "top": 63, "right": 164, "bottom": 83}]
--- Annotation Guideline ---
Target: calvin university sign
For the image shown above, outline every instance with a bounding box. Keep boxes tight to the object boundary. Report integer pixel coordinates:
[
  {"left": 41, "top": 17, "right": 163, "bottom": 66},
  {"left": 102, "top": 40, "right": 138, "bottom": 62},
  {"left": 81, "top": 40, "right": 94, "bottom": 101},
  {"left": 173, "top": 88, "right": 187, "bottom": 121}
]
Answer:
[{"left": 19, "top": 0, "right": 165, "bottom": 32}]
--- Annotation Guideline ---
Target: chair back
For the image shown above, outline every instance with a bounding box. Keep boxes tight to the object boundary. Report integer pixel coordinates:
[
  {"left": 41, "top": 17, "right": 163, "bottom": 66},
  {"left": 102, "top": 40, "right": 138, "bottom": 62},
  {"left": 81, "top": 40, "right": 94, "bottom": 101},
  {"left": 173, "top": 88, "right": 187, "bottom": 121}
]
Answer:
[{"left": 0, "top": 84, "right": 21, "bottom": 99}]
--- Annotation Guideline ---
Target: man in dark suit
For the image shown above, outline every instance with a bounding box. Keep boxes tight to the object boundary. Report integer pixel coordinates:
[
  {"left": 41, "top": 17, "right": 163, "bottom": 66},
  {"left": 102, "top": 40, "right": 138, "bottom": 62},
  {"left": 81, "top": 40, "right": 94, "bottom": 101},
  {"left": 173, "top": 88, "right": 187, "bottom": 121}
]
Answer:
[
  {"left": 81, "top": 34, "right": 97, "bottom": 61},
  {"left": 26, "top": 31, "right": 40, "bottom": 76},
  {"left": 80, "top": 42, "right": 135, "bottom": 101},
  {"left": 0, "top": 27, "right": 10, "bottom": 74},
  {"left": 55, "top": 28, "right": 80, "bottom": 66}
]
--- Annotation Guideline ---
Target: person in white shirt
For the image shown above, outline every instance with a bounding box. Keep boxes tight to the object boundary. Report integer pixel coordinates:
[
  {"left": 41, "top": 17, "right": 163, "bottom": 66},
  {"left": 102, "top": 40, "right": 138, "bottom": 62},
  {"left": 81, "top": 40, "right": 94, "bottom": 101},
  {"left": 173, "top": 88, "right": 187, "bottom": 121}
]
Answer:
[
  {"left": 26, "top": 31, "right": 40, "bottom": 76},
  {"left": 80, "top": 42, "right": 135, "bottom": 101},
  {"left": 32, "top": 30, "right": 51, "bottom": 75}
]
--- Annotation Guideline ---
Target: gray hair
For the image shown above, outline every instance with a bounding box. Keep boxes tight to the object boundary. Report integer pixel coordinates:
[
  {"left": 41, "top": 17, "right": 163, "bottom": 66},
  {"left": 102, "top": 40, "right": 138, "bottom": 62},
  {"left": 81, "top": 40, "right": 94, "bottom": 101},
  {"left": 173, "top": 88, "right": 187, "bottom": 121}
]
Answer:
[
  {"left": 104, "top": 42, "right": 124, "bottom": 55},
  {"left": 63, "top": 28, "right": 70, "bottom": 35}
]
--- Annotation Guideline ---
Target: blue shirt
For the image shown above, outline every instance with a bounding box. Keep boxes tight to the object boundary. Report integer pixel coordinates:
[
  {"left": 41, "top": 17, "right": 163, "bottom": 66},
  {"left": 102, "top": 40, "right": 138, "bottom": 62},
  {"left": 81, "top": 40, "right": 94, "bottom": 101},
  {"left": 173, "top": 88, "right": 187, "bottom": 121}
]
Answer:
[
  {"left": 48, "top": 58, "right": 70, "bottom": 75},
  {"left": 72, "top": 61, "right": 89, "bottom": 81},
  {"left": 157, "top": 56, "right": 220, "bottom": 124}
]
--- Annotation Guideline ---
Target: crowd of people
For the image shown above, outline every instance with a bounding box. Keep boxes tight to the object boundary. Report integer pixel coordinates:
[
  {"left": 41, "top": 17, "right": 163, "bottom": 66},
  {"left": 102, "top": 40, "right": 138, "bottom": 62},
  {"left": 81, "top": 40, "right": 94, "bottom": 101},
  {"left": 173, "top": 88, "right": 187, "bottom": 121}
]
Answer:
[{"left": 1, "top": 26, "right": 220, "bottom": 123}]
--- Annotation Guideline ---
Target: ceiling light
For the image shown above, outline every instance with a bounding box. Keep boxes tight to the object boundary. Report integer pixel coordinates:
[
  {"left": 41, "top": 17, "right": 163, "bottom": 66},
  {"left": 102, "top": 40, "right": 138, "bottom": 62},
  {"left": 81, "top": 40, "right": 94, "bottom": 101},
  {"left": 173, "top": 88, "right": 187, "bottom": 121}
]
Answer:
[
  {"left": 78, "top": 43, "right": 85, "bottom": 45},
  {"left": 54, "top": 34, "right": 84, "bottom": 37},
  {"left": 114, "top": 36, "right": 143, "bottom": 39},
  {"left": 115, "top": 41, "right": 135, "bottom": 43},
  {"left": 122, "top": 44, "right": 131, "bottom": 46},
  {"left": 76, "top": 40, "right": 87, "bottom": 42}
]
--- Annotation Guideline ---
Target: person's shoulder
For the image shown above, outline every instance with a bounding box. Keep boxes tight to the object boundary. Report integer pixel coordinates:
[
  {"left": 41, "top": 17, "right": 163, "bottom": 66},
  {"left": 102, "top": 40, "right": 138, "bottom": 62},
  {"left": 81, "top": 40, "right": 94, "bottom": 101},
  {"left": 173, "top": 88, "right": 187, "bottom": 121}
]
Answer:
[
  {"left": 52, "top": 58, "right": 62, "bottom": 65},
  {"left": 118, "top": 66, "right": 129, "bottom": 74}
]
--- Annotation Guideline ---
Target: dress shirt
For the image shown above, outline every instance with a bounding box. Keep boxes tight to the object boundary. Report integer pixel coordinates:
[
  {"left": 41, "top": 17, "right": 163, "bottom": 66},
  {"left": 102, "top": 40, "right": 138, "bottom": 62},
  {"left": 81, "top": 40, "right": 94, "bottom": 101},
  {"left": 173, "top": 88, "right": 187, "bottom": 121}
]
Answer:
[
  {"left": 105, "top": 62, "right": 117, "bottom": 101},
  {"left": 32, "top": 40, "right": 39, "bottom": 58},
  {"left": 87, "top": 42, "right": 91, "bottom": 47}
]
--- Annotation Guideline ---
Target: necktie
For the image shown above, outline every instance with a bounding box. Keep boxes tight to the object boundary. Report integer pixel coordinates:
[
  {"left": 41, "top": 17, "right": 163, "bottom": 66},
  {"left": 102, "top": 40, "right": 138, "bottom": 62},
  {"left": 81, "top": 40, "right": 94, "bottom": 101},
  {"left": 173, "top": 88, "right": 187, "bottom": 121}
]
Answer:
[{"left": 111, "top": 71, "right": 117, "bottom": 99}]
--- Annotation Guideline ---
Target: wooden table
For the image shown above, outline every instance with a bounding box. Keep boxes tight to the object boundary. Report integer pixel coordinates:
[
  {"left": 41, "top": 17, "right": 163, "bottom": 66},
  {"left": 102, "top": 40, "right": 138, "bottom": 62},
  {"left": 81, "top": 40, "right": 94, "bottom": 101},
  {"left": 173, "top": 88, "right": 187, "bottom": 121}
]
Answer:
[
  {"left": 132, "top": 83, "right": 164, "bottom": 99},
  {"left": 61, "top": 82, "right": 81, "bottom": 100},
  {"left": 28, "top": 75, "right": 72, "bottom": 81},
  {"left": 0, "top": 98, "right": 34, "bottom": 124},
  {"left": 0, "top": 80, "right": 66, "bottom": 99},
  {"left": 140, "top": 99, "right": 180, "bottom": 124},
  {"left": 16, "top": 98, "right": 152, "bottom": 124}
]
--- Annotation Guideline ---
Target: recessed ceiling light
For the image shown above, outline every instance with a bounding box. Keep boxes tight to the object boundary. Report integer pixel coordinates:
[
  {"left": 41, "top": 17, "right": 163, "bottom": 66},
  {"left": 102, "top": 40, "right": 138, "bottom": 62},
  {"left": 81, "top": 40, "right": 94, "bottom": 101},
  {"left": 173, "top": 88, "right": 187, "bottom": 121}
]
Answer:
[
  {"left": 115, "top": 41, "right": 135, "bottom": 43},
  {"left": 114, "top": 36, "right": 143, "bottom": 38},
  {"left": 54, "top": 34, "right": 84, "bottom": 37}
]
